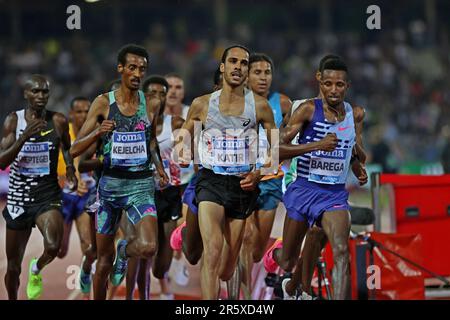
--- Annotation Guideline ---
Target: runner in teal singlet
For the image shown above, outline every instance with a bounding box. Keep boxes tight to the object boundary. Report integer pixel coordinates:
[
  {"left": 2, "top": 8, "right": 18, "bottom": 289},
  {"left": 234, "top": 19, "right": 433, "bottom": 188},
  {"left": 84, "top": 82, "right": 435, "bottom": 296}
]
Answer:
[{"left": 70, "top": 44, "right": 169, "bottom": 300}]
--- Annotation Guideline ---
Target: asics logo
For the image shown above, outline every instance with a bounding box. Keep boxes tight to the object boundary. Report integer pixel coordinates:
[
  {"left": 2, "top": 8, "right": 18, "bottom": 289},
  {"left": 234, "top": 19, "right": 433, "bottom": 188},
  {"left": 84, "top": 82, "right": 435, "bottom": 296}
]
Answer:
[
  {"left": 40, "top": 129, "right": 53, "bottom": 136},
  {"left": 242, "top": 118, "right": 251, "bottom": 127}
]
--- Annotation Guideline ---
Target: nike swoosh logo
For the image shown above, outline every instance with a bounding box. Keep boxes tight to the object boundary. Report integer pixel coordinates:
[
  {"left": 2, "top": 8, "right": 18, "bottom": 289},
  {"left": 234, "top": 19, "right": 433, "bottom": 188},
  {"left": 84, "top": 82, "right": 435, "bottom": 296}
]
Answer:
[
  {"left": 338, "top": 126, "right": 350, "bottom": 131},
  {"left": 40, "top": 129, "right": 54, "bottom": 136}
]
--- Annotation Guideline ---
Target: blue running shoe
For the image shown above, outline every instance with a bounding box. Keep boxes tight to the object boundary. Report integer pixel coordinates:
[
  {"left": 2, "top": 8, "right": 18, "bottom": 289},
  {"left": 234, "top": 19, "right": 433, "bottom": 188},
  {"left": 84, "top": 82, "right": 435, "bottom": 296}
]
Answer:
[
  {"left": 110, "top": 240, "right": 128, "bottom": 286},
  {"left": 79, "top": 256, "right": 92, "bottom": 295}
]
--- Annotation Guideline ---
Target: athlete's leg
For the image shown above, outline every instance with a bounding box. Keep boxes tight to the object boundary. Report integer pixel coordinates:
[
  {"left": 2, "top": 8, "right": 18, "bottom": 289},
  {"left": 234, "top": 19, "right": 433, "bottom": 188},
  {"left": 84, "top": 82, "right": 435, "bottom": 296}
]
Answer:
[
  {"left": 251, "top": 209, "right": 277, "bottom": 262},
  {"left": 301, "top": 227, "right": 327, "bottom": 294},
  {"left": 321, "top": 210, "right": 351, "bottom": 300},
  {"left": 284, "top": 227, "right": 327, "bottom": 296},
  {"left": 273, "top": 215, "right": 308, "bottom": 271},
  {"left": 182, "top": 207, "right": 203, "bottom": 265},
  {"left": 107, "top": 214, "right": 132, "bottom": 300},
  {"left": 152, "top": 219, "right": 177, "bottom": 285},
  {"left": 35, "top": 210, "right": 64, "bottom": 271},
  {"left": 58, "top": 193, "right": 77, "bottom": 259},
  {"left": 124, "top": 215, "right": 158, "bottom": 259},
  {"left": 240, "top": 208, "right": 276, "bottom": 294},
  {"left": 125, "top": 257, "right": 139, "bottom": 300},
  {"left": 137, "top": 258, "right": 151, "bottom": 300},
  {"left": 4, "top": 228, "right": 32, "bottom": 300},
  {"left": 122, "top": 217, "right": 139, "bottom": 300},
  {"left": 74, "top": 212, "right": 92, "bottom": 255},
  {"left": 57, "top": 220, "right": 73, "bottom": 258},
  {"left": 198, "top": 201, "right": 225, "bottom": 299},
  {"left": 239, "top": 216, "right": 254, "bottom": 297},
  {"left": 82, "top": 214, "right": 97, "bottom": 274},
  {"left": 219, "top": 217, "right": 246, "bottom": 281},
  {"left": 94, "top": 233, "right": 115, "bottom": 300}
]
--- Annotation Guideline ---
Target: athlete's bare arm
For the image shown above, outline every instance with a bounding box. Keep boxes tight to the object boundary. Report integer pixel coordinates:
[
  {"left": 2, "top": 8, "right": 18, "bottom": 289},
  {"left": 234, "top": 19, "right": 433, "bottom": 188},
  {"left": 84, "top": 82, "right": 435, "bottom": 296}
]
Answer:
[
  {"left": 255, "top": 95, "right": 277, "bottom": 140},
  {"left": 147, "top": 95, "right": 169, "bottom": 187},
  {"left": 54, "top": 112, "right": 77, "bottom": 190},
  {"left": 176, "top": 95, "right": 209, "bottom": 166},
  {"left": 351, "top": 105, "right": 367, "bottom": 185},
  {"left": 78, "top": 140, "right": 101, "bottom": 173},
  {"left": 0, "top": 112, "right": 46, "bottom": 170},
  {"left": 279, "top": 93, "right": 293, "bottom": 118},
  {"left": 70, "top": 94, "right": 111, "bottom": 158},
  {"left": 240, "top": 96, "right": 275, "bottom": 191},
  {"left": 352, "top": 105, "right": 366, "bottom": 164},
  {"left": 279, "top": 100, "right": 338, "bottom": 161}
]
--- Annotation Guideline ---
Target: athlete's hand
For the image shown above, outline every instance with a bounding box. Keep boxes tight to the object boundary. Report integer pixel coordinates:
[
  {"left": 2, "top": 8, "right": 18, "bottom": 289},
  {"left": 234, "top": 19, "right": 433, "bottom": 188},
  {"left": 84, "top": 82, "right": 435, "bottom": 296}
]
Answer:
[
  {"left": 240, "top": 171, "right": 261, "bottom": 191},
  {"left": 317, "top": 133, "right": 338, "bottom": 152},
  {"left": 66, "top": 165, "right": 78, "bottom": 191},
  {"left": 95, "top": 120, "right": 115, "bottom": 137},
  {"left": 22, "top": 118, "right": 47, "bottom": 140},
  {"left": 352, "top": 161, "right": 368, "bottom": 186},
  {"left": 76, "top": 180, "right": 89, "bottom": 196},
  {"left": 159, "top": 171, "right": 170, "bottom": 188}
]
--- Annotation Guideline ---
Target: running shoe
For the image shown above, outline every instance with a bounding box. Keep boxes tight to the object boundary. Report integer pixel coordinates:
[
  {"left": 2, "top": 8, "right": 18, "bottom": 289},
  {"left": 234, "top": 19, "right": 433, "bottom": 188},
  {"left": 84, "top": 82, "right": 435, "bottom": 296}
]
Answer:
[
  {"left": 263, "top": 238, "right": 283, "bottom": 273},
  {"left": 172, "top": 258, "right": 189, "bottom": 286},
  {"left": 298, "top": 291, "right": 313, "bottom": 300},
  {"left": 170, "top": 222, "right": 186, "bottom": 251},
  {"left": 26, "top": 258, "right": 43, "bottom": 300},
  {"left": 79, "top": 256, "right": 92, "bottom": 295},
  {"left": 281, "top": 278, "right": 297, "bottom": 300},
  {"left": 110, "top": 239, "right": 128, "bottom": 286}
]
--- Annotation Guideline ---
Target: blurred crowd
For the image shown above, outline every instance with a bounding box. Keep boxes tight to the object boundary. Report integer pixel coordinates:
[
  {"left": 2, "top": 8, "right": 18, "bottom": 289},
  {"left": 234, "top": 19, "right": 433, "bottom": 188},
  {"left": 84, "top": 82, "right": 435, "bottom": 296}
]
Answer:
[{"left": 0, "top": 5, "right": 448, "bottom": 175}]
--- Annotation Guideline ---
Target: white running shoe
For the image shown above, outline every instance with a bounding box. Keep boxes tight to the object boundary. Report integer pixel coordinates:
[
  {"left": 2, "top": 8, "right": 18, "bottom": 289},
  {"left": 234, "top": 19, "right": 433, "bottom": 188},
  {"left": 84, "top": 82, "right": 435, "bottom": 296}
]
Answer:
[
  {"left": 172, "top": 258, "right": 189, "bottom": 286},
  {"left": 281, "top": 278, "right": 297, "bottom": 300},
  {"left": 298, "top": 291, "right": 313, "bottom": 300}
]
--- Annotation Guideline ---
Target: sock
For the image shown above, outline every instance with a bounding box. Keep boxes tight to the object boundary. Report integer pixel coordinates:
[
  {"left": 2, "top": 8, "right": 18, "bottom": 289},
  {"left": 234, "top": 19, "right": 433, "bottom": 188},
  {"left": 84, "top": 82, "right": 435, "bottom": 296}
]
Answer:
[{"left": 31, "top": 261, "right": 40, "bottom": 275}]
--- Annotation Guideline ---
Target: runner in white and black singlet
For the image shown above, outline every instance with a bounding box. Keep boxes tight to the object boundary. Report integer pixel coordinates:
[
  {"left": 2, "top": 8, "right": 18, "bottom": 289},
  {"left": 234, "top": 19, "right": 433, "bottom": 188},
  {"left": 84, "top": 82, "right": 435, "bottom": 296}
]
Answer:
[{"left": 0, "top": 75, "right": 78, "bottom": 300}]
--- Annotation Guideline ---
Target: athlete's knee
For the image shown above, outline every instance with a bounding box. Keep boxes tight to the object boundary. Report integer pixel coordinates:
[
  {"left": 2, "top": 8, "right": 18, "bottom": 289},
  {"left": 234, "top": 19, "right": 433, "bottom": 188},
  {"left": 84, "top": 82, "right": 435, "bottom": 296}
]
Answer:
[
  {"left": 45, "top": 241, "right": 61, "bottom": 258},
  {"left": 242, "top": 227, "right": 253, "bottom": 247},
  {"left": 96, "top": 256, "right": 114, "bottom": 274},
  {"left": 203, "top": 244, "right": 222, "bottom": 269},
  {"left": 137, "top": 240, "right": 157, "bottom": 259}
]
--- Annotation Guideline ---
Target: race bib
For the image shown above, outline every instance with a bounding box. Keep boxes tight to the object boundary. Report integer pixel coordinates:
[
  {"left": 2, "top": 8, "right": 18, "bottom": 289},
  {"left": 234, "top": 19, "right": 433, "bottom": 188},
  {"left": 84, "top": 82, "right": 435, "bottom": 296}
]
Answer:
[
  {"left": 211, "top": 136, "right": 251, "bottom": 175},
  {"left": 309, "top": 149, "right": 347, "bottom": 184},
  {"left": 17, "top": 142, "right": 50, "bottom": 176},
  {"left": 111, "top": 131, "right": 147, "bottom": 167},
  {"left": 7, "top": 204, "right": 24, "bottom": 220}
]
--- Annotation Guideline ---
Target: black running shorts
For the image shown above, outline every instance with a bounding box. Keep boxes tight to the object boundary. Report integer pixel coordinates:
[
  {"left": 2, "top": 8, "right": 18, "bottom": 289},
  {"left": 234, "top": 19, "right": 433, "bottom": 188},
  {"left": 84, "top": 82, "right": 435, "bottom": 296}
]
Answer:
[
  {"left": 155, "top": 185, "right": 183, "bottom": 223},
  {"left": 2, "top": 197, "right": 63, "bottom": 230},
  {"left": 195, "top": 168, "right": 260, "bottom": 219}
]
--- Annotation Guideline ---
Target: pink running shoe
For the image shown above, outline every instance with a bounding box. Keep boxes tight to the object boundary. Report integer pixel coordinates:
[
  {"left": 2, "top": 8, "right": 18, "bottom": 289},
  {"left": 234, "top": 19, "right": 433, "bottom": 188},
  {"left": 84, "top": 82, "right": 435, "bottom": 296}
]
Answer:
[
  {"left": 263, "top": 238, "right": 283, "bottom": 273},
  {"left": 170, "top": 222, "right": 186, "bottom": 251}
]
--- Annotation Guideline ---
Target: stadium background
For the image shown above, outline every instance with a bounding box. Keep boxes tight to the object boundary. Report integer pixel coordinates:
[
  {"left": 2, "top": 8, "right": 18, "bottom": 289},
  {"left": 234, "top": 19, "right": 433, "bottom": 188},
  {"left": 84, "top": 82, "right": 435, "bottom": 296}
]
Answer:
[{"left": 0, "top": 0, "right": 449, "bottom": 299}]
